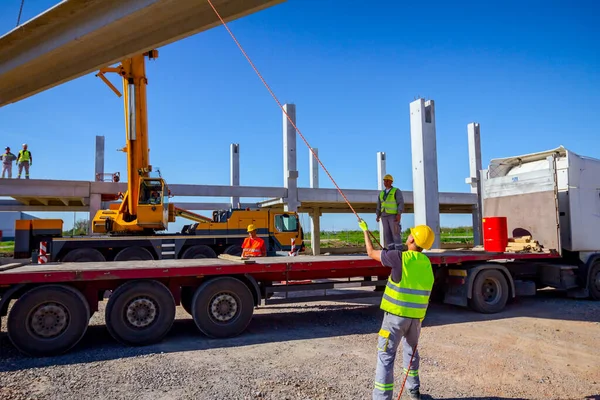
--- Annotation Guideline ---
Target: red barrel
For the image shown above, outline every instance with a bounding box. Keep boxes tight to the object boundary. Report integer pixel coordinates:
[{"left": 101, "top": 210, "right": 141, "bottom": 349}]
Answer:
[{"left": 482, "top": 217, "right": 508, "bottom": 252}]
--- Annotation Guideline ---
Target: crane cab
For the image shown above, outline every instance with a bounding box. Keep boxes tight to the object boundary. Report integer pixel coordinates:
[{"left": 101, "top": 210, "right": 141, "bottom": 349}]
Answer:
[
  {"left": 92, "top": 177, "right": 170, "bottom": 234},
  {"left": 136, "top": 178, "right": 169, "bottom": 230}
]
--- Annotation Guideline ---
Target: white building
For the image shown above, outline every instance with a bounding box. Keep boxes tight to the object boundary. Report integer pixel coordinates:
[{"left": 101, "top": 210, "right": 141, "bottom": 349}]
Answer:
[{"left": 0, "top": 212, "right": 38, "bottom": 241}]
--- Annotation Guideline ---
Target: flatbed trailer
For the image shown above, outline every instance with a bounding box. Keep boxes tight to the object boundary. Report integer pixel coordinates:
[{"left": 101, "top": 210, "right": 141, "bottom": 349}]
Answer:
[{"left": 1, "top": 248, "right": 584, "bottom": 358}]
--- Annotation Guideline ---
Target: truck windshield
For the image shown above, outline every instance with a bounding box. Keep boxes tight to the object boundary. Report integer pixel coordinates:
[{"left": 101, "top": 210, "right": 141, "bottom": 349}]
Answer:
[
  {"left": 275, "top": 214, "right": 298, "bottom": 232},
  {"left": 139, "top": 179, "right": 163, "bottom": 205}
]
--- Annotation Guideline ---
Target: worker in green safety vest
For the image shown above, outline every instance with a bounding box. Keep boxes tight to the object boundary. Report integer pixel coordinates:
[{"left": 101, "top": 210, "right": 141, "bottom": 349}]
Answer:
[
  {"left": 358, "top": 219, "right": 435, "bottom": 400},
  {"left": 375, "top": 174, "right": 405, "bottom": 250},
  {"left": 16, "top": 143, "right": 32, "bottom": 179}
]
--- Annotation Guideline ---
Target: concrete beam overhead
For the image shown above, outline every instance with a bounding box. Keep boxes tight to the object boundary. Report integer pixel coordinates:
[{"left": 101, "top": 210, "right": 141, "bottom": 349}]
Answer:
[{"left": 0, "top": 0, "right": 286, "bottom": 107}]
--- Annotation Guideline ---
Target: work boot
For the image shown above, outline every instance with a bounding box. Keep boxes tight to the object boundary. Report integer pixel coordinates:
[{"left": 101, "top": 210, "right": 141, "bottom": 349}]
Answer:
[{"left": 408, "top": 389, "right": 421, "bottom": 400}]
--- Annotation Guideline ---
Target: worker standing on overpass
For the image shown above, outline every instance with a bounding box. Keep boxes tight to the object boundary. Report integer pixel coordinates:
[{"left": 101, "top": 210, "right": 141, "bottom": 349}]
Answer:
[
  {"left": 17, "top": 143, "right": 32, "bottom": 179},
  {"left": 359, "top": 219, "right": 435, "bottom": 400},
  {"left": 1, "top": 146, "right": 17, "bottom": 178},
  {"left": 242, "top": 224, "right": 266, "bottom": 257},
  {"left": 376, "top": 174, "right": 405, "bottom": 250}
]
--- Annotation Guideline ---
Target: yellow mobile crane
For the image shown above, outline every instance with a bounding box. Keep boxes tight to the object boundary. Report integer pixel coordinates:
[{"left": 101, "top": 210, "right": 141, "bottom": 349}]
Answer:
[{"left": 14, "top": 51, "right": 304, "bottom": 262}]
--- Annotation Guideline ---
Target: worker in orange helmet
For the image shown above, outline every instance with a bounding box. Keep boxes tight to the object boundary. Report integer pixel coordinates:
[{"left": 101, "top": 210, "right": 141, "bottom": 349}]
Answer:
[
  {"left": 359, "top": 219, "right": 435, "bottom": 400},
  {"left": 241, "top": 224, "right": 266, "bottom": 257}
]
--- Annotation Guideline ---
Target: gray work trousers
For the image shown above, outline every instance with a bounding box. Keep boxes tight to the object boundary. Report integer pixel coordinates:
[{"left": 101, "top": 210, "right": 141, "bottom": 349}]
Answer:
[
  {"left": 381, "top": 214, "right": 402, "bottom": 250},
  {"left": 1, "top": 163, "right": 12, "bottom": 178},
  {"left": 17, "top": 161, "right": 29, "bottom": 179},
  {"left": 373, "top": 312, "right": 421, "bottom": 400}
]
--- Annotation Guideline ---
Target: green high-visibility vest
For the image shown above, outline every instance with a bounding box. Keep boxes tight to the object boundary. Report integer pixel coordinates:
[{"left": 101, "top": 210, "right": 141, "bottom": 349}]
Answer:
[
  {"left": 379, "top": 187, "right": 398, "bottom": 214},
  {"left": 380, "top": 250, "right": 434, "bottom": 319},
  {"left": 18, "top": 150, "right": 31, "bottom": 162}
]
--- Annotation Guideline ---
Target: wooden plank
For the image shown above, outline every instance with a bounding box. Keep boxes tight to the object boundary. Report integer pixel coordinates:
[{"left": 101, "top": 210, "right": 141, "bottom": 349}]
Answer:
[
  {"left": 508, "top": 236, "right": 532, "bottom": 243},
  {"left": 0, "top": 263, "right": 24, "bottom": 272},
  {"left": 218, "top": 254, "right": 256, "bottom": 264}
]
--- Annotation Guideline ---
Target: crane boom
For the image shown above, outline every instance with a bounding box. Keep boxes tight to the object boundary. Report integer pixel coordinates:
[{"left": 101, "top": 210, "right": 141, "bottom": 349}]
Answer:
[
  {"left": 92, "top": 50, "right": 170, "bottom": 234},
  {"left": 122, "top": 52, "right": 153, "bottom": 216}
]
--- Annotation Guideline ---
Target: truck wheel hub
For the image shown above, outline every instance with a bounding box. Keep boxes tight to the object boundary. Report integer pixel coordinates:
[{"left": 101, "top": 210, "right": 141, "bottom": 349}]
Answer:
[
  {"left": 210, "top": 294, "right": 238, "bottom": 322},
  {"left": 30, "top": 303, "right": 68, "bottom": 338},
  {"left": 126, "top": 297, "right": 157, "bottom": 328},
  {"left": 482, "top": 278, "right": 501, "bottom": 304}
]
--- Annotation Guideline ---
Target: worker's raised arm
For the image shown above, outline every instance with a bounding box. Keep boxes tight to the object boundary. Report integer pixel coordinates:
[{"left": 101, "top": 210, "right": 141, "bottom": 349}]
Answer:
[{"left": 359, "top": 220, "right": 381, "bottom": 262}]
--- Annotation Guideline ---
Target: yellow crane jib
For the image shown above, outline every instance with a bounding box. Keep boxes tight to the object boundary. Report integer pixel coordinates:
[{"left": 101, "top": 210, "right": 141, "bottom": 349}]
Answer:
[{"left": 92, "top": 50, "right": 168, "bottom": 234}]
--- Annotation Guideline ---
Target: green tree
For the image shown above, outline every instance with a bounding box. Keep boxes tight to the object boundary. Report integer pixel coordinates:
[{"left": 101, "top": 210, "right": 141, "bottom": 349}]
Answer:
[{"left": 63, "top": 219, "right": 89, "bottom": 236}]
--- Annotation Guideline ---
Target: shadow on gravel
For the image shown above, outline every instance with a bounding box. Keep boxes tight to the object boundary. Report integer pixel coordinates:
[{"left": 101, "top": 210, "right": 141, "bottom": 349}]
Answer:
[
  {"left": 420, "top": 397, "right": 527, "bottom": 400},
  {"left": 0, "top": 290, "right": 597, "bottom": 371},
  {"left": 0, "top": 304, "right": 382, "bottom": 371},
  {"left": 422, "top": 397, "right": 599, "bottom": 400},
  {"left": 422, "top": 397, "right": 529, "bottom": 400},
  {"left": 268, "top": 288, "right": 600, "bottom": 326}
]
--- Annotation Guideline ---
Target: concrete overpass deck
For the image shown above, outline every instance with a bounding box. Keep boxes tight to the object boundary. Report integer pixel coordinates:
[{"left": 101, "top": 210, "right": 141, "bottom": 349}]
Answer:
[{"left": 0, "top": 178, "right": 476, "bottom": 214}]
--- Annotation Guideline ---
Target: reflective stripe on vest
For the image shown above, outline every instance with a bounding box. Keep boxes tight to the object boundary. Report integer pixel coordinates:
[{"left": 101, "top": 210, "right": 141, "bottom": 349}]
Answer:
[
  {"left": 242, "top": 237, "right": 264, "bottom": 257},
  {"left": 380, "top": 250, "right": 434, "bottom": 319},
  {"left": 379, "top": 187, "right": 398, "bottom": 214},
  {"left": 19, "top": 150, "right": 31, "bottom": 162}
]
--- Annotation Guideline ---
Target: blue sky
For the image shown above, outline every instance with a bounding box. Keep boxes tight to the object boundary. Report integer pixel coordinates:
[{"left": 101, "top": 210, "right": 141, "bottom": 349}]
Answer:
[{"left": 0, "top": 0, "right": 598, "bottom": 233}]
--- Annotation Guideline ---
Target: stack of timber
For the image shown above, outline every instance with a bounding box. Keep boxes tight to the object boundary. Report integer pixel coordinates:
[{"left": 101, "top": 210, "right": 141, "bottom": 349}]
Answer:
[
  {"left": 217, "top": 254, "right": 256, "bottom": 264},
  {"left": 505, "top": 236, "right": 544, "bottom": 253}
]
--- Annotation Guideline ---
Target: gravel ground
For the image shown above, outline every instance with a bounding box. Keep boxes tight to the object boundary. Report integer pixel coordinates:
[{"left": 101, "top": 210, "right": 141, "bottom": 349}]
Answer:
[{"left": 1, "top": 290, "right": 599, "bottom": 400}]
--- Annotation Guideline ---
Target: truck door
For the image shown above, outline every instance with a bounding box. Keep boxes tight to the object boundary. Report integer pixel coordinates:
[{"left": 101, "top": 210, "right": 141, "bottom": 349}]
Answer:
[{"left": 271, "top": 213, "right": 301, "bottom": 251}]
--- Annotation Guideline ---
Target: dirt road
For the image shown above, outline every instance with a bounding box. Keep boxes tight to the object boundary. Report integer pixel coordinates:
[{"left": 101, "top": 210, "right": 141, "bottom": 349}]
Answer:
[{"left": 1, "top": 291, "right": 599, "bottom": 400}]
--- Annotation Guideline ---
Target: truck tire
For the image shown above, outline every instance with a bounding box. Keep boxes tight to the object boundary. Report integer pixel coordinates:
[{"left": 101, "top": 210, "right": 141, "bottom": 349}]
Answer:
[
  {"left": 105, "top": 280, "right": 175, "bottom": 346},
  {"left": 588, "top": 261, "right": 600, "bottom": 300},
  {"left": 114, "top": 246, "right": 154, "bottom": 261},
  {"left": 7, "top": 285, "right": 90, "bottom": 357},
  {"left": 469, "top": 269, "right": 509, "bottom": 313},
  {"left": 181, "top": 245, "right": 216, "bottom": 259},
  {"left": 223, "top": 245, "right": 243, "bottom": 257},
  {"left": 191, "top": 277, "right": 254, "bottom": 338},
  {"left": 62, "top": 248, "right": 106, "bottom": 262}
]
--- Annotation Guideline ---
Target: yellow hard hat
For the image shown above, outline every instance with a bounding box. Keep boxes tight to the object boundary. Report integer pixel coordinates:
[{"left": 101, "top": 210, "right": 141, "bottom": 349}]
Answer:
[
  {"left": 410, "top": 225, "right": 435, "bottom": 250},
  {"left": 247, "top": 224, "right": 256, "bottom": 232},
  {"left": 383, "top": 174, "right": 394, "bottom": 181}
]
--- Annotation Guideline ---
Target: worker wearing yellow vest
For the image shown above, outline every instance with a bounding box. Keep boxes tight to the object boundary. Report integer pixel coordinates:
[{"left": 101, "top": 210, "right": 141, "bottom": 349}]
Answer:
[
  {"left": 376, "top": 174, "right": 405, "bottom": 250},
  {"left": 16, "top": 143, "right": 32, "bottom": 179},
  {"left": 359, "top": 219, "right": 435, "bottom": 400}
]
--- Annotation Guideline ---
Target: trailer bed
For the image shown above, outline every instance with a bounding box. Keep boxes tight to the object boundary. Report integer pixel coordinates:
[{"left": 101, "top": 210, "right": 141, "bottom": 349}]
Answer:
[{"left": 0, "top": 250, "right": 560, "bottom": 285}]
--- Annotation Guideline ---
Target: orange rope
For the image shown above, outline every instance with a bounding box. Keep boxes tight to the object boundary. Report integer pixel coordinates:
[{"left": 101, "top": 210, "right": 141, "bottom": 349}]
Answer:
[
  {"left": 397, "top": 344, "right": 417, "bottom": 400},
  {"left": 206, "top": 0, "right": 383, "bottom": 248}
]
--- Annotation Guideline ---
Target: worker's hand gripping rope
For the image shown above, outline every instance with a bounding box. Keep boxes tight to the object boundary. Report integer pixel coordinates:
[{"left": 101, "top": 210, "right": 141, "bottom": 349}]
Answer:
[
  {"left": 358, "top": 219, "right": 368, "bottom": 232},
  {"left": 358, "top": 219, "right": 384, "bottom": 249}
]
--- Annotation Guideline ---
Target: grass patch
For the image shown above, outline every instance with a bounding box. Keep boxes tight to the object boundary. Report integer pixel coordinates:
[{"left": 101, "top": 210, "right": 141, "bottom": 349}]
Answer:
[{"left": 1, "top": 241, "right": 15, "bottom": 254}]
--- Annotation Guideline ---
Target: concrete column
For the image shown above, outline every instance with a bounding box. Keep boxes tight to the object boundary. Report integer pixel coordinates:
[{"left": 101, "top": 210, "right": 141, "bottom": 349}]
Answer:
[
  {"left": 230, "top": 143, "right": 240, "bottom": 209},
  {"left": 310, "top": 207, "right": 321, "bottom": 256},
  {"left": 95, "top": 135, "right": 105, "bottom": 181},
  {"left": 283, "top": 103, "right": 300, "bottom": 212},
  {"left": 309, "top": 148, "right": 319, "bottom": 189},
  {"left": 309, "top": 148, "right": 320, "bottom": 255},
  {"left": 377, "top": 151, "right": 386, "bottom": 246},
  {"left": 466, "top": 123, "right": 483, "bottom": 246},
  {"left": 89, "top": 193, "right": 102, "bottom": 235},
  {"left": 410, "top": 99, "right": 441, "bottom": 249}
]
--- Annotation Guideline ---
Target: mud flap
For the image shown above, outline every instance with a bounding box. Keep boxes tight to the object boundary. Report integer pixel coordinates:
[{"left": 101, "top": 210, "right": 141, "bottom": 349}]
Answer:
[{"left": 443, "top": 269, "right": 468, "bottom": 307}]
